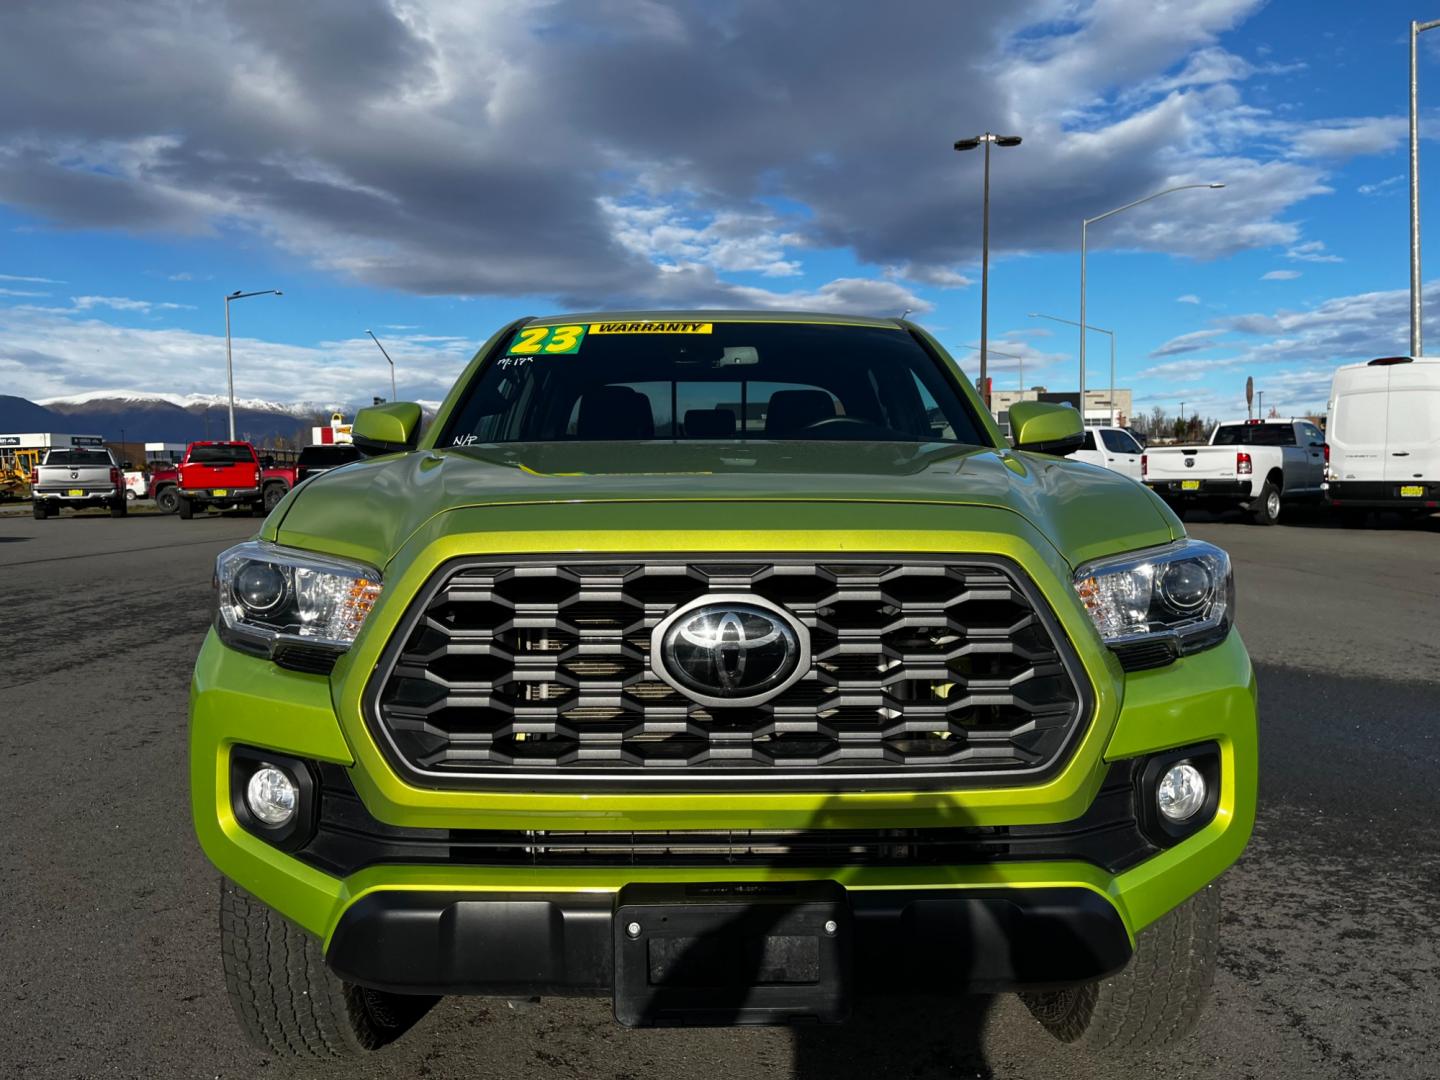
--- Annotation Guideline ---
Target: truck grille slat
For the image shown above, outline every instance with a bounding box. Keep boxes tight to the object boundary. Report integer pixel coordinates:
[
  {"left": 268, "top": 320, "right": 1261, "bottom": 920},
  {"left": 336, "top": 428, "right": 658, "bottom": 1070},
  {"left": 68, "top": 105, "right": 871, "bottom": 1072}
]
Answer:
[{"left": 367, "top": 557, "right": 1089, "bottom": 790}]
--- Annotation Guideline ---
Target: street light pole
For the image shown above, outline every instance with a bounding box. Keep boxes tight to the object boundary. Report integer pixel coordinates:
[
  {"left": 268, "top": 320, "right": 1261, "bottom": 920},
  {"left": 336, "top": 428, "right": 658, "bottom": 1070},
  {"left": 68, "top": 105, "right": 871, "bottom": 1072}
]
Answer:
[
  {"left": 961, "top": 345, "right": 1025, "bottom": 391},
  {"left": 224, "top": 288, "right": 283, "bottom": 440},
  {"left": 366, "top": 329, "right": 398, "bottom": 401},
  {"left": 1080, "top": 183, "right": 1225, "bottom": 419},
  {"left": 1411, "top": 19, "right": 1440, "bottom": 355},
  {"left": 1028, "top": 312, "right": 1116, "bottom": 424},
  {"left": 954, "top": 132, "right": 1022, "bottom": 407}
]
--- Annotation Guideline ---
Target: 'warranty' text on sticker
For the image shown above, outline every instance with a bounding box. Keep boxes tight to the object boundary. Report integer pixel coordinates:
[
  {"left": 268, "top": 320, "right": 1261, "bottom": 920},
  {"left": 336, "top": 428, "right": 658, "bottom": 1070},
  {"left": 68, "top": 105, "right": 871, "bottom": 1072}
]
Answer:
[
  {"left": 507, "top": 324, "right": 587, "bottom": 355},
  {"left": 588, "top": 321, "right": 713, "bottom": 334}
]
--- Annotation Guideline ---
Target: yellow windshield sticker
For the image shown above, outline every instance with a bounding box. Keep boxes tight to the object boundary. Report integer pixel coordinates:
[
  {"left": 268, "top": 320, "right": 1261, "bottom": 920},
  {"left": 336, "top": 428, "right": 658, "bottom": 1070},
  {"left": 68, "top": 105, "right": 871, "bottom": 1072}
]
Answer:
[
  {"left": 507, "top": 323, "right": 587, "bottom": 355},
  {"left": 588, "top": 320, "right": 713, "bottom": 334}
]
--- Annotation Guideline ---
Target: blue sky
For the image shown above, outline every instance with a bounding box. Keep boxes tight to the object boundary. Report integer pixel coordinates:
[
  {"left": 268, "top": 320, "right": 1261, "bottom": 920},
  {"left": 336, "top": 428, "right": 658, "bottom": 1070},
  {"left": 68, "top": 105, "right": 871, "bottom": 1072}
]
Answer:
[{"left": 1, "top": 0, "right": 1437, "bottom": 422}]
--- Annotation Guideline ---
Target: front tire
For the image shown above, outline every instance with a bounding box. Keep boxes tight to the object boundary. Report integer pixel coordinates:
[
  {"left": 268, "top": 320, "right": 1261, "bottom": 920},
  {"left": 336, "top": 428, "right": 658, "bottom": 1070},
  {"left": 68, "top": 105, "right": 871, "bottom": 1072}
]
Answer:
[
  {"left": 1021, "top": 883, "right": 1219, "bottom": 1056},
  {"left": 220, "top": 880, "right": 438, "bottom": 1058},
  {"left": 155, "top": 487, "right": 180, "bottom": 514},
  {"left": 125, "top": 489, "right": 136, "bottom": 501},
  {"left": 177, "top": 496, "right": 194, "bottom": 520},
  {"left": 1251, "top": 481, "right": 1282, "bottom": 525},
  {"left": 263, "top": 484, "right": 287, "bottom": 512}
]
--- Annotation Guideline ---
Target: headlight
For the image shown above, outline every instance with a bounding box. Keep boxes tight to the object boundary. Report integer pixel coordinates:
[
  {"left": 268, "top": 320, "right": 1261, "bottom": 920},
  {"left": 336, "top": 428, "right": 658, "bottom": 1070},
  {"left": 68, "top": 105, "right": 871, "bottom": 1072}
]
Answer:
[
  {"left": 1072, "top": 539, "right": 1233, "bottom": 663},
  {"left": 214, "top": 540, "right": 382, "bottom": 660}
]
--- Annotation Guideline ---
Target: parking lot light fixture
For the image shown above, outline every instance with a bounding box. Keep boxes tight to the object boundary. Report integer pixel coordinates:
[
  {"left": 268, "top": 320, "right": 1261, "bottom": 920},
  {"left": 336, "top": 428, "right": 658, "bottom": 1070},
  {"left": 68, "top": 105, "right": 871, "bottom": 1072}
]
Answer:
[
  {"left": 1029, "top": 312, "right": 1116, "bottom": 424},
  {"left": 1080, "top": 184, "right": 1223, "bottom": 420},
  {"left": 1411, "top": 19, "right": 1440, "bottom": 355},
  {"left": 366, "top": 329, "right": 398, "bottom": 401},
  {"left": 224, "top": 289, "right": 283, "bottom": 440},
  {"left": 954, "top": 132, "right": 1023, "bottom": 406}
]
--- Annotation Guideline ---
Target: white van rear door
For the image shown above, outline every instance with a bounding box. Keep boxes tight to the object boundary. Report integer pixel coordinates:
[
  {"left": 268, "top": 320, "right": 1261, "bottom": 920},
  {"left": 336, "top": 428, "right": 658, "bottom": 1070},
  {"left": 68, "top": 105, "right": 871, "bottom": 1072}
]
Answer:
[
  {"left": 1330, "top": 368, "right": 1389, "bottom": 482},
  {"left": 1383, "top": 365, "right": 1440, "bottom": 482}
]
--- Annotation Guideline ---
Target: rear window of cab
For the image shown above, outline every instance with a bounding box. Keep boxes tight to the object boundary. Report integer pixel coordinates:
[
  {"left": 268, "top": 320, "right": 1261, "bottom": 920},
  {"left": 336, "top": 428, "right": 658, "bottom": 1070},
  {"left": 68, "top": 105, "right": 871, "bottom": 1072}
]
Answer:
[{"left": 441, "top": 321, "right": 989, "bottom": 446}]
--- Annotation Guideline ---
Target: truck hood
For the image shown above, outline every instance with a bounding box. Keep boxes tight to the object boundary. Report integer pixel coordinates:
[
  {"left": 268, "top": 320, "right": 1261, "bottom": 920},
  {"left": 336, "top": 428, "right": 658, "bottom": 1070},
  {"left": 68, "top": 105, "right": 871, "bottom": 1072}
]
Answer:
[{"left": 271, "top": 441, "right": 1179, "bottom": 570}]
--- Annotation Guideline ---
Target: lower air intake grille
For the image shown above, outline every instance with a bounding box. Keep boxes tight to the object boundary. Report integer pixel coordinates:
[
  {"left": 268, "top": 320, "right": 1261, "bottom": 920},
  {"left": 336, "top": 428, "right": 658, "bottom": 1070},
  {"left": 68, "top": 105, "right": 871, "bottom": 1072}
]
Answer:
[{"left": 367, "top": 556, "right": 1089, "bottom": 790}]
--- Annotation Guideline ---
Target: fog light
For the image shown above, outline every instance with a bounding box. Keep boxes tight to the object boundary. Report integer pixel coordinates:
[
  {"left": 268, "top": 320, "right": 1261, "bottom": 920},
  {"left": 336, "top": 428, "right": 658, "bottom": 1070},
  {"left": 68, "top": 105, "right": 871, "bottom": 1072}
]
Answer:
[
  {"left": 246, "top": 765, "right": 298, "bottom": 826},
  {"left": 1157, "top": 762, "right": 1206, "bottom": 822}
]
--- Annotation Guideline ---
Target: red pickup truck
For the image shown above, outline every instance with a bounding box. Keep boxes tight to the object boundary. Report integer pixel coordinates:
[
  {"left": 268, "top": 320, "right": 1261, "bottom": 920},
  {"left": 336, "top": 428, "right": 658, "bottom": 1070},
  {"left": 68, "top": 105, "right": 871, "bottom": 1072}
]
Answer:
[
  {"left": 175, "top": 441, "right": 268, "bottom": 519},
  {"left": 153, "top": 454, "right": 294, "bottom": 514}
]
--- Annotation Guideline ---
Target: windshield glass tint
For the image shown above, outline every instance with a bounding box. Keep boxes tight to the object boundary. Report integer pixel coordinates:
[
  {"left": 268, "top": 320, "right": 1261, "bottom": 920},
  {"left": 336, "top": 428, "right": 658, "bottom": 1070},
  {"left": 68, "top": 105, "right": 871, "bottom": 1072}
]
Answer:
[
  {"left": 44, "top": 450, "right": 109, "bottom": 466},
  {"left": 1212, "top": 424, "right": 1296, "bottom": 446},
  {"left": 189, "top": 445, "right": 255, "bottom": 464},
  {"left": 442, "top": 322, "right": 987, "bottom": 446}
]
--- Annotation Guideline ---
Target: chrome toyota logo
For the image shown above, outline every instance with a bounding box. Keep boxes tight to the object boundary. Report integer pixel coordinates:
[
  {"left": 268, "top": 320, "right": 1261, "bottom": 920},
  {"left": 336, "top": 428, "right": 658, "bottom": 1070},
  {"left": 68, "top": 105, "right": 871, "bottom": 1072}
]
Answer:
[{"left": 651, "top": 594, "right": 809, "bottom": 706}]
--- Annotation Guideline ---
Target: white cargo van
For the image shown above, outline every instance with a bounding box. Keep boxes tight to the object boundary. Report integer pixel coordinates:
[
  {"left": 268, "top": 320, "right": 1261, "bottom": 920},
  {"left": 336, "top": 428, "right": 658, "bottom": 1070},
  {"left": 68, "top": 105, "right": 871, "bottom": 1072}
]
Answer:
[{"left": 1326, "top": 356, "right": 1440, "bottom": 512}]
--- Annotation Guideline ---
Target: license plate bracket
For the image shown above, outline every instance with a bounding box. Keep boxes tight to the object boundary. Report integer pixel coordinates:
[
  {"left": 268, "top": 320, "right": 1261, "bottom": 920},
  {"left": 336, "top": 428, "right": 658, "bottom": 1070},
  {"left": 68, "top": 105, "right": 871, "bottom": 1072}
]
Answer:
[{"left": 613, "top": 882, "right": 851, "bottom": 1027}]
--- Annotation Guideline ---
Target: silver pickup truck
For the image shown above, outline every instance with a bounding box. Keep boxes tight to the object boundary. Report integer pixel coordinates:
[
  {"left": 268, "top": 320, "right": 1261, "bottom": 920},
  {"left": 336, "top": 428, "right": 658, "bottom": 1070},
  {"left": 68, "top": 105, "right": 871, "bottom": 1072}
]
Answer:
[
  {"left": 32, "top": 446, "right": 127, "bottom": 519},
  {"left": 1142, "top": 418, "right": 1327, "bottom": 525}
]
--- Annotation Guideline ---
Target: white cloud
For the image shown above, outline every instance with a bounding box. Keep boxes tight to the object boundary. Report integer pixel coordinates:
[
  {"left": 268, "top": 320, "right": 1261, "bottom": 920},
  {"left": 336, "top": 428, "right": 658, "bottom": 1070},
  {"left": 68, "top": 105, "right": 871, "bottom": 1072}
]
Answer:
[
  {"left": 0, "top": 0, "right": 1390, "bottom": 304},
  {"left": 71, "top": 295, "right": 196, "bottom": 313},
  {"left": 0, "top": 273, "right": 63, "bottom": 284},
  {"left": 1285, "top": 240, "right": 1342, "bottom": 263},
  {"left": 1261, "top": 269, "right": 1302, "bottom": 280},
  {"left": 1288, "top": 116, "right": 1407, "bottom": 159},
  {"left": 1176, "top": 293, "right": 1201, "bottom": 304},
  {"left": 1358, "top": 174, "right": 1404, "bottom": 196},
  {"left": 0, "top": 304, "right": 475, "bottom": 405},
  {"left": 1150, "top": 328, "right": 1230, "bottom": 357},
  {"left": 0, "top": 287, "right": 48, "bottom": 297}
]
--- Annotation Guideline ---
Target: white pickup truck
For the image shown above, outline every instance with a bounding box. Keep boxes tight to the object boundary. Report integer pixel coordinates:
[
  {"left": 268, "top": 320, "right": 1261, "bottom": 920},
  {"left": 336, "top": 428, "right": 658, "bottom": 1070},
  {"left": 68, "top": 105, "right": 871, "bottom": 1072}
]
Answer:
[
  {"left": 31, "top": 446, "right": 128, "bottom": 519},
  {"left": 1142, "top": 418, "right": 1327, "bottom": 525}
]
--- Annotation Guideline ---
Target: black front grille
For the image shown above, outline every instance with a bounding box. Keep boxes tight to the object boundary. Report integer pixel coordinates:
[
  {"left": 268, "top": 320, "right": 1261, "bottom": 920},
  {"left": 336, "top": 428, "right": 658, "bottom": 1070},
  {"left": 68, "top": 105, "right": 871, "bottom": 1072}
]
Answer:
[
  {"left": 298, "top": 761, "right": 1153, "bottom": 876},
  {"left": 367, "top": 557, "right": 1089, "bottom": 789}
]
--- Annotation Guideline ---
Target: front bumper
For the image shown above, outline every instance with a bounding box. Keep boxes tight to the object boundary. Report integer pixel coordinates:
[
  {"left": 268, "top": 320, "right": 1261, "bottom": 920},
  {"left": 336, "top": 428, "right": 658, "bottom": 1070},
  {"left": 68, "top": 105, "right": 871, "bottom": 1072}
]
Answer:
[
  {"left": 326, "top": 883, "right": 1131, "bottom": 1005},
  {"left": 191, "top": 630, "right": 1257, "bottom": 991},
  {"left": 1145, "top": 479, "right": 1252, "bottom": 499}
]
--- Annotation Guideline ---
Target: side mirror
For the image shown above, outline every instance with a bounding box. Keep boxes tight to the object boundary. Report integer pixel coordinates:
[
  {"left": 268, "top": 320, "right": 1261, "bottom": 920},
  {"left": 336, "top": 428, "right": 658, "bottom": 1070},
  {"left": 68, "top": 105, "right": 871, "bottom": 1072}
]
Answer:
[
  {"left": 1009, "top": 401, "right": 1085, "bottom": 455},
  {"left": 352, "top": 401, "right": 423, "bottom": 456}
]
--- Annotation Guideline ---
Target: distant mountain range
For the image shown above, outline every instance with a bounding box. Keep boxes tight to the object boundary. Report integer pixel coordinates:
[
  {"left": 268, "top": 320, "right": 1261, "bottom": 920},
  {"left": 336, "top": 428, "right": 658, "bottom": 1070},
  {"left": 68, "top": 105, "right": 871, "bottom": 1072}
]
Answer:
[{"left": 0, "top": 391, "right": 352, "bottom": 446}]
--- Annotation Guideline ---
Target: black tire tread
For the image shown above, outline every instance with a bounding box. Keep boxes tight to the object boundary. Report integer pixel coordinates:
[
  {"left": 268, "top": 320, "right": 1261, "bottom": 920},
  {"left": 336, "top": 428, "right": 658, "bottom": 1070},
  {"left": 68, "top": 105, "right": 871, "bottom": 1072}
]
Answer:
[
  {"left": 1020, "top": 882, "right": 1219, "bottom": 1055},
  {"left": 219, "top": 879, "right": 434, "bottom": 1058}
]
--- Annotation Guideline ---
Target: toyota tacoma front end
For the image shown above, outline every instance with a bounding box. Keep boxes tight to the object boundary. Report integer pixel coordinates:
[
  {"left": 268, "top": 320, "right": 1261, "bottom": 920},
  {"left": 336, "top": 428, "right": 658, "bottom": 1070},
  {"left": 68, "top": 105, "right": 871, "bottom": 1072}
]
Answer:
[{"left": 191, "top": 312, "right": 1256, "bottom": 1060}]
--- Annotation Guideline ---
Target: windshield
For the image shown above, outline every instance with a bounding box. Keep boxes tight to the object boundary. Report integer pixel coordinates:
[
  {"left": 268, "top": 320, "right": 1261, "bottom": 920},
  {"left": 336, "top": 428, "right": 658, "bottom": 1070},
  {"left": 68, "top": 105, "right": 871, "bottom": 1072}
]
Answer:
[
  {"left": 1212, "top": 424, "right": 1296, "bottom": 446},
  {"left": 441, "top": 321, "right": 987, "bottom": 446},
  {"left": 188, "top": 445, "right": 255, "bottom": 464}
]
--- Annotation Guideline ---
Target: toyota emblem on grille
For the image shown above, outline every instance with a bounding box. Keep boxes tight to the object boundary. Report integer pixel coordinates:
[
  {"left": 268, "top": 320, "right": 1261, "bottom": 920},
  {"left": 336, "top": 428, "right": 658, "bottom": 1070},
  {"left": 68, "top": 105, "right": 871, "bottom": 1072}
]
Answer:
[{"left": 651, "top": 594, "right": 809, "bottom": 707}]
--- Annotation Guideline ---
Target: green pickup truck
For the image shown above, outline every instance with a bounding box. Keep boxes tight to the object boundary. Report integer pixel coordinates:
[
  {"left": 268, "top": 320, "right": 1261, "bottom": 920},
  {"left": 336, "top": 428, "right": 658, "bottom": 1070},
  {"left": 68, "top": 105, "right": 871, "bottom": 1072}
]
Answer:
[{"left": 191, "top": 312, "right": 1255, "bottom": 1060}]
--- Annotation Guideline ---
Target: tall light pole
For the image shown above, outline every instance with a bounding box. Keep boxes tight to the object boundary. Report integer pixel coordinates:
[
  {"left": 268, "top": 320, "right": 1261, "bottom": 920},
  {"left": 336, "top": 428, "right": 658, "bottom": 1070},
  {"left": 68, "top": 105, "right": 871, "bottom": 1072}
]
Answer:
[
  {"left": 954, "top": 132, "right": 1022, "bottom": 407},
  {"left": 1411, "top": 20, "right": 1440, "bottom": 355},
  {"left": 224, "top": 289, "right": 282, "bottom": 440},
  {"left": 961, "top": 344, "right": 1026, "bottom": 392},
  {"left": 1029, "top": 312, "right": 1116, "bottom": 424},
  {"left": 366, "top": 329, "right": 398, "bottom": 401},
  {"left": 1080, "top": 183, "right": 1224, "bottom": 417}
]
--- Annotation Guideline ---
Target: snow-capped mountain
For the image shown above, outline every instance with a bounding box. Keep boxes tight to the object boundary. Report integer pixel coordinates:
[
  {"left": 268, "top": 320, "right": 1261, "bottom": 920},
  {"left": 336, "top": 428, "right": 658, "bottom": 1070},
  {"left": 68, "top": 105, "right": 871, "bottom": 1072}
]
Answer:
[{"left": 36, "top": 389, "right": 347, "bottom": 418}]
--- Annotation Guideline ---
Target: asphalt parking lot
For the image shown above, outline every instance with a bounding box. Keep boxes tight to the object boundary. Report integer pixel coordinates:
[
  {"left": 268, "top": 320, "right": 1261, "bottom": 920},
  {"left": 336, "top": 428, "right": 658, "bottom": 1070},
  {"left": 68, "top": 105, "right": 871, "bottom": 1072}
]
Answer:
[{"left": 0, "top": 508, "right": 1436, "bottom": 1079}]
